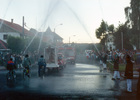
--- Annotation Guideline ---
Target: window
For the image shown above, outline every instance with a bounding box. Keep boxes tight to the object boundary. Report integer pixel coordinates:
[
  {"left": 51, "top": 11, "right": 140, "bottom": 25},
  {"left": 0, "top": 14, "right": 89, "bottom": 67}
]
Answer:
[{"left": 3, "top": 34, "right": 8, "bottom": 40}]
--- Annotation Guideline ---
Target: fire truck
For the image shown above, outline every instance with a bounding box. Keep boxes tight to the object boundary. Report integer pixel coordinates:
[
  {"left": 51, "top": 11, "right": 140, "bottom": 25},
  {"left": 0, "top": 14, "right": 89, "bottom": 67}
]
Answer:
[
  {"left": 44, "top": 46, "right": 59, "bottom": 71},
  {"left": 57, "top": 47, "right": 67, "bottom": 68},
  {"left": 65, "top": 46, "right": 76, "bottom": 64}
]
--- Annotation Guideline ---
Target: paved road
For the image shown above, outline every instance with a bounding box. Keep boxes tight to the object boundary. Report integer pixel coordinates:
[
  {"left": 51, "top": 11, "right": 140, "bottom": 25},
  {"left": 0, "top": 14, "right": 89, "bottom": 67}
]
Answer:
[{"left": 0, "top": 63, "right": 133, "bottom": 100}]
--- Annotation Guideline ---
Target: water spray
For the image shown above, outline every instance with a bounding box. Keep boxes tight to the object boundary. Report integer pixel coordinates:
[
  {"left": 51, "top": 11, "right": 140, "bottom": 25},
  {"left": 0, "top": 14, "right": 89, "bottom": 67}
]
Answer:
[
  {"left": 23, "top": 0, "right": 60, "bottom": 55},
  {"left": 62, "top": 0, "right": 101, "bottom": 55},
  {"left": 23, "top": 32, "right": 39, "bottom": 55},
  {"left": 37, "top": 0, "right": 60, "bottom": 54},
  {"left": 0, "top": 0, "right": 13, "bottom": 29}
]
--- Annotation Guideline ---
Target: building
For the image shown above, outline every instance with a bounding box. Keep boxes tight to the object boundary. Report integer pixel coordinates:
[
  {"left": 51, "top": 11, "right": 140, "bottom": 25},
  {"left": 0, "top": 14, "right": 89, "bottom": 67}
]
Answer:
[
  {"left": 38, "top": 27, "right": 63, "bottom": 46},
  {"left": 0, "top": 19, "right": 33, "bottom": 44},
  {"left": 105, "top": 33, "right": 115, "bottom": 51}
]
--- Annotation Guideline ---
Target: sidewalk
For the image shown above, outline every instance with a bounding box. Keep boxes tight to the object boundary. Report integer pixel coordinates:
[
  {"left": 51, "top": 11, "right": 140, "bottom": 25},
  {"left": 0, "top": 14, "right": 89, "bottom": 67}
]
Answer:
[
  {"left": 116, "top": 71, "right": 139, "bottom": 100},
  {"left": 0, "top": 66, "right": 6, "bottom": 70},
  {"left": 118, "top": 79, "right": 138, "bottom": 100}
]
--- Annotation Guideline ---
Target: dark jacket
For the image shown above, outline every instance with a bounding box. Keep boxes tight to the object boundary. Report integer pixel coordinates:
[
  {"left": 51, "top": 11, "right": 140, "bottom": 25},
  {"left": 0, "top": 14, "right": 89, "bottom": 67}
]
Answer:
[
  {"left": 7, "top": 60, "right": 16, "bottom": 70},
  {"left": 125, "top": 56, "right": 133, "bottom": 79},
  {"left": 103, "top": 55, "right": 107, "bottom": 64},
  {"left": 113, "top": 57, "right": 119, "bottom": 71},
  {"left": 38, "top": 58, "right": 46, "bottom": 67}
]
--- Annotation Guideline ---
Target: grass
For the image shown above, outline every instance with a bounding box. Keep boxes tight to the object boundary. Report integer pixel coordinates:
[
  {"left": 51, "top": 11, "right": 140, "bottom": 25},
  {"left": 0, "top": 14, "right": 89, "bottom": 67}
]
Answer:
[
  {"left": 107, "top": 61, "right": 125, "bottom": 72},
  {"left": 107, "top": 61, "right": 138, "bottom": 72}
]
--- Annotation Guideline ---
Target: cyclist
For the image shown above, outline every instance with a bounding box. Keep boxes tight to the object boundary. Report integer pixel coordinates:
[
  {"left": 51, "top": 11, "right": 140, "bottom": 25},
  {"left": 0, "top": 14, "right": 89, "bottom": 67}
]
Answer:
[
  {"left": 7, "top": 58, "right": 16, "bottom": 79},
  {"left": 22, "top": 54, "right": 31, "bottom": 78},
  {"left": 38, "top": 55, "right": 46, "bottom": 77}
]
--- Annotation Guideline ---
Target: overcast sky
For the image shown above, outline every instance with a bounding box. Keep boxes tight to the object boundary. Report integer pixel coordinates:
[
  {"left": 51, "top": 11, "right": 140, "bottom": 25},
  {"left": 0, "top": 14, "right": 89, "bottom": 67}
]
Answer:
[{"left": 0, "top": 0, "right": 130, "bottom": 43}]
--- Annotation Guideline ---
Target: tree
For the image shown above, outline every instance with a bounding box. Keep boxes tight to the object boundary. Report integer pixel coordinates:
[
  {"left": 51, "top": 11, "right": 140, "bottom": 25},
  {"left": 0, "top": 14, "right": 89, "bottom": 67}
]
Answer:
[
  {"left": 24, "top": 36, "right": 40, "bottom": 53},
  {"left": 95, "top": 20, "right": 115, "bottom": 50},
  {"left": 95, "top": 20, "right": 108, "bottom": 45},
  {"left": 7, "top": 36, "right": 25, "bottom": 54},
  {"left": 125, "top": 0, "right": 140, "bottom": 49},
  {"left": 114, "top": 24, "right": 133, "bottom": 50}
]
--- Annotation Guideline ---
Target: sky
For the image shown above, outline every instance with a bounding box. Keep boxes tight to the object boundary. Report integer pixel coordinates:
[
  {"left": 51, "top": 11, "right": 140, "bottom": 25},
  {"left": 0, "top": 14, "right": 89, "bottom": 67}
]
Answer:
[{"left": 0, "top": 0, "right": 131, "bottom": 43}]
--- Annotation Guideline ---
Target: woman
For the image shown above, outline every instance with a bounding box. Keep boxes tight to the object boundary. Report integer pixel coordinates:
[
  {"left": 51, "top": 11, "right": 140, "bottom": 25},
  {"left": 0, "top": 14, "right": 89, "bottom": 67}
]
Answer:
[{"left": 125, "top": 55, "right": 134, "bottom": 93}]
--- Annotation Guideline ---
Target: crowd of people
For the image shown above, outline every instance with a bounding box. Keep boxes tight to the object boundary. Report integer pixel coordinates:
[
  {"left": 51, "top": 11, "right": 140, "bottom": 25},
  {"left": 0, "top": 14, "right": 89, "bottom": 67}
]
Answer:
[
  {"left": 85, "top": 49, "right": 138, "bottom": 65},
  {"left": 85, "top": 49, "right": 140, "bottom": 94},
  {"left": 0, "top": 51, "right": 39, "bottom": 68}
]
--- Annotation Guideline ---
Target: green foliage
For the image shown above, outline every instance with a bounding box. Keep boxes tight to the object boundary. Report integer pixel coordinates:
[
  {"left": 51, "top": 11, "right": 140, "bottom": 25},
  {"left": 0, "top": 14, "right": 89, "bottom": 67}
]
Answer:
[
  {"left": 96, "top": 20, "right": 107, "bottom": 40},
  {"left": 114, "top": 24, "right": 133, "bottom": 50},
  {"left": 95, "top": 20, "right": 115, "bottom": 47},
  {"left": 108, "top": 24, "right": 115, "bottom": 33},
  {"left": 7, "top": 36, "right": 25, "bottom": 54},
  {"left": 124, "top": 0, "right": 140, "bottom": 49},
  {"left": 7, "top": 36, "right": 43, "bottom": 54},
  {"left": 24, "top": 36, "right": 40, "bottom": 53}
]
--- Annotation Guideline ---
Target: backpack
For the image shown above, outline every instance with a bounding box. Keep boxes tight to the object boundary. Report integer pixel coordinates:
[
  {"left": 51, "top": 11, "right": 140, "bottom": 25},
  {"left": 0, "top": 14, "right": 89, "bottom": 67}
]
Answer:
[{"left": 38, "top": 58, "right": 46, "bottom": 66}]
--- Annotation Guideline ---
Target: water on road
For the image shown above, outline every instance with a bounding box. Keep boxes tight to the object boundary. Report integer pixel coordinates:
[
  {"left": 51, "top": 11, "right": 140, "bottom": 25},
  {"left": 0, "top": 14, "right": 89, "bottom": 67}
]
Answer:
[{"left": 0, "top": 63, "right": 121, "bottom": 100}]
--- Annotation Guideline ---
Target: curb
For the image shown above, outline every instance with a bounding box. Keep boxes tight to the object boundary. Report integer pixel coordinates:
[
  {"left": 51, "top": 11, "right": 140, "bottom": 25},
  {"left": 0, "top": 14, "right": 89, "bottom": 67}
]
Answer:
[{"left": 0, "top": 66, "right": 6, "bottom": 71}]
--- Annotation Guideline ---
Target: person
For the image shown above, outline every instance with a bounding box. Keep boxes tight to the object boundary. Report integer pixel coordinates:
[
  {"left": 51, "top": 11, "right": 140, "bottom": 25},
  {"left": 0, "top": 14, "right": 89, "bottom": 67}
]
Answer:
[
  {"left": 7, "top": 58, "right": 16, "bottom": 79},
  {"left": 103, "top": 53, "right": 107, "bottom": 69},
  {"left": 38, "top": 55, "right": 46, "bottom": 77},
  {"left": 137, "top": 67, "right": 140, "bottom": 97},
  {"left": 124, "top": 55, "right": 134, "bottom": 93},
  {"left": 112, "top": 56, "right": 120, "bottom": 80},
  {"left": 22, "top": 54, "right": 31, "bottom": 77},
  {"left": 99, "top": 53, "right": 103, "bottom": 65}
]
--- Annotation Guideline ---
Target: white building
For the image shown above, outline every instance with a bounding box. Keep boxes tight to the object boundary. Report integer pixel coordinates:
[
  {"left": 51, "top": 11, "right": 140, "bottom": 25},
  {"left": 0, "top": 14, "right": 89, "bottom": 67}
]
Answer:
[
  {"left": 38, "top": 27, "right": 63, "bottom": 46},
  {"left": 0, "top": 19, "right": 33, "bottom": 48},
  {"left": 105, "top": 33, "right": 115, "bottom": 51}
]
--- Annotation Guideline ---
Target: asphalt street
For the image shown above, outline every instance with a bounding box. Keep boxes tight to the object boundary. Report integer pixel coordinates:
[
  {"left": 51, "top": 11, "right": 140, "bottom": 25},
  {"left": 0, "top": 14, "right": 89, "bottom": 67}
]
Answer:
[{"left": 0, "top": 63, "right": 138, "bottom": 100}]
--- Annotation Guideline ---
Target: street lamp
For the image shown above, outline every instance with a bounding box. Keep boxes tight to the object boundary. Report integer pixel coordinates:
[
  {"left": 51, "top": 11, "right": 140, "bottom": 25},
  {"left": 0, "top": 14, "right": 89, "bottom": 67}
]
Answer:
[
  {"left": 54, "top": 23, "right": 63, "bottom": 33},
  {"left": 69, "top": 35, "right": 76, "bottom": 44}
]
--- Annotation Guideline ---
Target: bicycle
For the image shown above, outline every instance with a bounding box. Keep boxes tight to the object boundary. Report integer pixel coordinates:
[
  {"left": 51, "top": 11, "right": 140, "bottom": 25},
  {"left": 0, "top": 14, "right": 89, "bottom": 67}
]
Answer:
[
  {"left": 23, "top": 67, "right": 30, "bottom": 80},
  {"left": 6, "top": 70, "right": 16, "bottom": 85},
  {"left": 39, "top": 66, "right": 45, "bottom": 79}
]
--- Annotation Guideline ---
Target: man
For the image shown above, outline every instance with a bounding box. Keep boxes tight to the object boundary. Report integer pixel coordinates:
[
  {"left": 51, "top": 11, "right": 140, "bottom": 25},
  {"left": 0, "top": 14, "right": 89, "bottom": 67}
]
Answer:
[
  {"left": 103, "top": 53, "right": 107, "bottom": 69},
  {"left": 22, "top": 54, "right": 31, "bottom": 77},
  {"left": 38, "top": 55, "right": 46, "bottom": 77},
  {"left": 7, "top": 58, "right": 16, "bottom": 79},
  {"left": 112, "top": 56, "right": 120, "bottom": 80},
  {"left": 125, "top": 55, "right": 134, "bottom": 93}
]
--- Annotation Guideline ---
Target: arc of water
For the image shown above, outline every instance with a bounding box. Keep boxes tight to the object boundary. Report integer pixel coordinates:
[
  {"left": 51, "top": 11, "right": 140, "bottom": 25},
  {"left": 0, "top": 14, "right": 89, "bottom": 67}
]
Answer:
[
  {"left": 0, "top": 0, "right": 13, "bottom": 29},
  {"left": 24, "top": 0, "right": 60, "bottom": 54},
  {"left": 37, "top": 0, "right": 60, "bottom": 53},
  {"left": 98, "top": 0, "right": 115, "bottom": 65},
  {"left": 23, "top": 32, "right": 39, "bottom": 55},
  {"left": 62, "top": 0, "right": 101, "bottom": 55}
]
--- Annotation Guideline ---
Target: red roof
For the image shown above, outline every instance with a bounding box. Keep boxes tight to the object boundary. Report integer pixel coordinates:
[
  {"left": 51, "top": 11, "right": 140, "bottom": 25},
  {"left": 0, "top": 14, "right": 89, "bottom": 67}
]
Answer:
[
  {"left": 0, "top": 40, "right": 7, "bottom": 49},
  {"left": 0, "top": 19, "right": 33, "bottom": 36}
]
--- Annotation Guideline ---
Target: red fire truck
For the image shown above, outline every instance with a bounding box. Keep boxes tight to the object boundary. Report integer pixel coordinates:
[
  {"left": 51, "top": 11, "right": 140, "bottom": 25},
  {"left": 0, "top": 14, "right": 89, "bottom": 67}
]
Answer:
[{"left": 65, "top": 47, "right": 76, "bottom": 64}]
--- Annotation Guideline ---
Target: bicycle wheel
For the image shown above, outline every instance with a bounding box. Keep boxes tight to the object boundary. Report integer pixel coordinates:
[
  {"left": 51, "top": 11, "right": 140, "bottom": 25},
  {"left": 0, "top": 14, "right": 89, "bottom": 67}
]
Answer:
[
  {"left": 39, "top": 66, "right": 44, "bottom": 78},
  {"left": 6, "top": 71, "right": 16, "bottom": 85}
]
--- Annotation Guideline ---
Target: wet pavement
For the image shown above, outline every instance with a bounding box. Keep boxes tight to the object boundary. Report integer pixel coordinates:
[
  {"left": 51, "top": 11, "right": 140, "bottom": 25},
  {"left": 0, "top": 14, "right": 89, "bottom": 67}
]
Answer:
[{"left": 0, "top": 63, "right": 139, "bottom": 100}]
